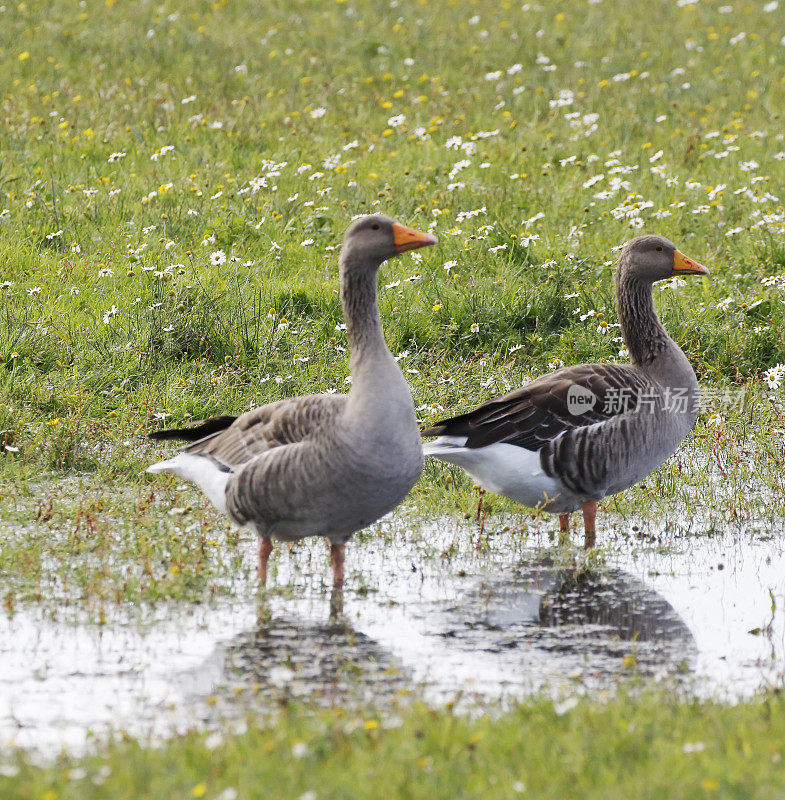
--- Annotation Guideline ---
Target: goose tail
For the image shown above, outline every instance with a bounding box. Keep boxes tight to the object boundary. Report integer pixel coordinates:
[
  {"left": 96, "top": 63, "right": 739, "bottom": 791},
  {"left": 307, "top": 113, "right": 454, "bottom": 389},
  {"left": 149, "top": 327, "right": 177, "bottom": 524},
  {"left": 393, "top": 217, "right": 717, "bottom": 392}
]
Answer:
[
  {"left": 422, "top": 435, "right": 470, "bottom": 459},
  {"left": 146, "top": 453, "right": 231, "bottom": 514}
]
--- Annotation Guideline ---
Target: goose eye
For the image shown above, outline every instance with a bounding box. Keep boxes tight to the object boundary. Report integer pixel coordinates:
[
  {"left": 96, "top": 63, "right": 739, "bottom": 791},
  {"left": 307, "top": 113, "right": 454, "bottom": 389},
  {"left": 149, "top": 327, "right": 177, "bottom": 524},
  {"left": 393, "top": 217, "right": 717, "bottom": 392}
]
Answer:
[
  {"left": 371, "top": 223, "right": 380, "bottom": 230},
  {"left": 655, "top": 245, "right": 663, "bottom": 252}
]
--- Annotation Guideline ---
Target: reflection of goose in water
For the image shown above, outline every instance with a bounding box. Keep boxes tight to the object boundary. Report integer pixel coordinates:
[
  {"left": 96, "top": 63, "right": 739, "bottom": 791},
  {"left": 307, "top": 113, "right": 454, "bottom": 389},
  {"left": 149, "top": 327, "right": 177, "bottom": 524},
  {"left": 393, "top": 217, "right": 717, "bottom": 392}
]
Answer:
[
  {"left": 439, "top": 561, "right": 697, "bottom": 684},
  {"left": 536, "top": 566, "right": 695, "bottom": 645},
  {"left": 206, "top": 609, "right": 409, "bottom": 707}
]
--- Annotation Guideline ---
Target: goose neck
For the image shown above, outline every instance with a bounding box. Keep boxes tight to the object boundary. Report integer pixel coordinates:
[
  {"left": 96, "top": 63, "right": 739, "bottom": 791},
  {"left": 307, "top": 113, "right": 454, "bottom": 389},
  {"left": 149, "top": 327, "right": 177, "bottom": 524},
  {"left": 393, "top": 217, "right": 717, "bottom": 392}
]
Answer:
[
  {"left": 616, "top": 271, "right": 672, "bottom": 368},
  {"left": 339, "top": 253, "right": 390, "bottom": 371}
]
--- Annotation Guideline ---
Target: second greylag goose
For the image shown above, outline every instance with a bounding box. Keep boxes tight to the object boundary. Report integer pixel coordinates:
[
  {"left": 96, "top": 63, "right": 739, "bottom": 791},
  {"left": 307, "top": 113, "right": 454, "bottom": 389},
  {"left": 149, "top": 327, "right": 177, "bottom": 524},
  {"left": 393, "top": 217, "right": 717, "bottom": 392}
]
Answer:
[
  {"left": 147, "top": 214, "right": 437, "bottom": 590},
  {"left": 422, "top": 235, "right": 708, "bottom": 547}
]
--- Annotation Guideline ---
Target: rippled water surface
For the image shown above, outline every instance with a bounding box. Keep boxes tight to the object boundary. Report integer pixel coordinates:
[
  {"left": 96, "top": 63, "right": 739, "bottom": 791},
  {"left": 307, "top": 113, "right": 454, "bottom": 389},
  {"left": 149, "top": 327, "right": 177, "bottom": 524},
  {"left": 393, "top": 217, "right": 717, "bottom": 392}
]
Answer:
[{"left": 1, "top": 514, "right": 783, "bottom": 753}]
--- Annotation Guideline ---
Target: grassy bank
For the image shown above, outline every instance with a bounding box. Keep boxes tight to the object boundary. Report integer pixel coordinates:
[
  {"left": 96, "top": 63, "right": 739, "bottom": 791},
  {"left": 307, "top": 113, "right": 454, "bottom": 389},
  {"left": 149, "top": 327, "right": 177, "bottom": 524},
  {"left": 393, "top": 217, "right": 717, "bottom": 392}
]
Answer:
[
  {"left": 0, "top": 0, "right": 784, "bottom": 477},
  {"left": 2, "top": 693, "right": 785, "bottom": 799}
]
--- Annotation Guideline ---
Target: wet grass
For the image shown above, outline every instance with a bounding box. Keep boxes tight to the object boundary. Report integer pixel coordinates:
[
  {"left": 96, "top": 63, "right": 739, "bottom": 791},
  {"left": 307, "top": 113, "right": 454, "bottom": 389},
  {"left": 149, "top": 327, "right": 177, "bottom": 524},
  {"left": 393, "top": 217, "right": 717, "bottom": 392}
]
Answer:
[
  {"left": 3, "top": 693, "right": 785, "bottom": 799},
  {"left": 1, "top": 404, "right": 782, "bottom": 614}
]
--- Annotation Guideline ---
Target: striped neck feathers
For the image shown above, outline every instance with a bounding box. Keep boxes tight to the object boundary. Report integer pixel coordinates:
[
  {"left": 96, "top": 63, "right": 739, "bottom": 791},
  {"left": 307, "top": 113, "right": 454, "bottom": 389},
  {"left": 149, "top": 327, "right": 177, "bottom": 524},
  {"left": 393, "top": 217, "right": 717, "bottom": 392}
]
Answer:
[
  {"left": 339, "top": 251, "right": 389, "bottom": 367},
  {"left": 616, "top": 270, "right": 674, "bottom": 368}
]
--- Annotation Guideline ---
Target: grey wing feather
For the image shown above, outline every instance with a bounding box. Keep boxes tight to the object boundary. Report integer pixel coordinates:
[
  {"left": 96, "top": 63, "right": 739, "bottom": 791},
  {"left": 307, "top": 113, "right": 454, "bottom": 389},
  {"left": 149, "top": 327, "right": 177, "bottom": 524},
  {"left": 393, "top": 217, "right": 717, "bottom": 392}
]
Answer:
[
  {"left": 181, "top": 394, "right": 348, "bottom": 471},
  {"left": 422, "top": 363, "right": 656, "bottom": 452}
]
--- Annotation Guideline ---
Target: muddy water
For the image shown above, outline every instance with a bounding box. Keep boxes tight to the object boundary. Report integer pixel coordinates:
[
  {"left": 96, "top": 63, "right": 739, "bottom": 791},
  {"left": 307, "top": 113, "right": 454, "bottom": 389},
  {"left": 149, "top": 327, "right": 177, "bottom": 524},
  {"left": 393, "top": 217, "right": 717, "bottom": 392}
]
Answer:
[{"left": 1, "top": 515, "right": 783, "bottom": 753}]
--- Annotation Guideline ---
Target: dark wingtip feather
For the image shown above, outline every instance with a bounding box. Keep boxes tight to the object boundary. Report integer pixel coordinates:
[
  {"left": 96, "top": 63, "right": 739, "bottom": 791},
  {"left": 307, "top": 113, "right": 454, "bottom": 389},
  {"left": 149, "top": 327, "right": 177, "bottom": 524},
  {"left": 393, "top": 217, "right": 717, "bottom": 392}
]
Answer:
[
  {"left": 420, "top": 425, "right": 446, "bottom": 438},
  {"left": 147, "top": 428, "right": 196, "bottom": 441},
  {"left": 147, "top": 415, "right": 237, "bottom": 442}
]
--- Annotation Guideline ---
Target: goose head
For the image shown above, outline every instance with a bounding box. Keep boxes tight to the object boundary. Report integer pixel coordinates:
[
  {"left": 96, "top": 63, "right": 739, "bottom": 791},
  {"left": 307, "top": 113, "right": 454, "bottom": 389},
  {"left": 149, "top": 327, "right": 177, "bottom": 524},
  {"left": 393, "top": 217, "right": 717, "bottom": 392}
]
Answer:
[
  {"left": 620, "top": 234, "right": 709, "bottom": 283},
  {"left": 341, "top": 214, "right": 437, "bottom": 270}
]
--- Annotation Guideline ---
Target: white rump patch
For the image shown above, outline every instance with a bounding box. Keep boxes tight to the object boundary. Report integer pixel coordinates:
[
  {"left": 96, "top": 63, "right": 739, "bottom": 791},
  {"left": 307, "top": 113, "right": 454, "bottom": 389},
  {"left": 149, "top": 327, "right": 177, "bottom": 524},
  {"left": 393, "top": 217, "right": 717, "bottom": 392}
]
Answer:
[
  {"left": 423, "top": 436, "right": 568, "bottom": 511},
  {"left": 147, "top": 453, "right": 230, "bottom": 514}
]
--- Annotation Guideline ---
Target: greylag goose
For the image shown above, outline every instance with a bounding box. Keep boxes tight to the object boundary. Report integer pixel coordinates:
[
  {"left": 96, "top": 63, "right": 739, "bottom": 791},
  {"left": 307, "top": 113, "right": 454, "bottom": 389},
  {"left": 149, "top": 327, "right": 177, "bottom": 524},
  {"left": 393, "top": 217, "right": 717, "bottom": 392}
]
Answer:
[
  {"left": 147, "top": 214, "right": 437, "bottom": 589},
  {"left": 422, "top": 235, "right": 708, "bottom": 547}
]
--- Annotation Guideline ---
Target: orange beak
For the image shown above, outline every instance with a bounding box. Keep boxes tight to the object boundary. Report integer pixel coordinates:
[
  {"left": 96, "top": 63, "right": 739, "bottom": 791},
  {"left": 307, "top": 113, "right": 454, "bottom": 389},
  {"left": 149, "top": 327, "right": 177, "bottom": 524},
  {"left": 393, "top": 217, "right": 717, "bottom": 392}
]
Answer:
[
  {"left": 673, "top": 250, "right": 709, "bottom": 276},
  {"left": 392, "top": 222, "right": 438, "bottom": 253}
]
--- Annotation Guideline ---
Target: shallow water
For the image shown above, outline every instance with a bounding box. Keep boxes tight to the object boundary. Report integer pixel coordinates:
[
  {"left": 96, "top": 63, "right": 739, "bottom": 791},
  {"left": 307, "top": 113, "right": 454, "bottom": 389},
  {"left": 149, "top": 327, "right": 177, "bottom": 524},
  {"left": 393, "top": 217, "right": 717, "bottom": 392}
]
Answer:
[{"left": 1, "top": 514, "right": 783, "bottom": 754}]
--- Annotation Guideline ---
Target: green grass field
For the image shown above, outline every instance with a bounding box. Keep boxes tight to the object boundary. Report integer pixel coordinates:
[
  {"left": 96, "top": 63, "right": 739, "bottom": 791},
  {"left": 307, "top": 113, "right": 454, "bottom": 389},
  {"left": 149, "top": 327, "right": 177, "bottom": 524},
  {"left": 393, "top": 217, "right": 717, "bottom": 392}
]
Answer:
[
  {"left": 2, "top": 0, "right": 785, "bottom": 795},
  {"left": 4, "top": 694, "right": 785, "bottom": 800},
  {"left": 2, "top": 0, "right": 784, "bottom": 465}
]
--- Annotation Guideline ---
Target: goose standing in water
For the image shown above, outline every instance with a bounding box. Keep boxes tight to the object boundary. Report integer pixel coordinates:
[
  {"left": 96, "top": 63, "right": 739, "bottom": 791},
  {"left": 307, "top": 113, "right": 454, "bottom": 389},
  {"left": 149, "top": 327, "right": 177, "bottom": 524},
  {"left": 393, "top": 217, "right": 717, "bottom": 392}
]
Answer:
[
  {"left": 423, "top": 235, "right": 708, "bottom": 547},
  {"left": 148, "top": 215, "right": 436, "bottom": 592}
]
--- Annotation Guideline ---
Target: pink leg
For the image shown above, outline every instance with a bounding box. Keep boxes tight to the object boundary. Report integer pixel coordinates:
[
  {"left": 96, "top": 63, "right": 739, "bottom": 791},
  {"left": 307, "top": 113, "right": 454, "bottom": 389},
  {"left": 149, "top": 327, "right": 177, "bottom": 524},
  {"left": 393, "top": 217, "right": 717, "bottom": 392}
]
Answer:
[
  {"left": 558, "top": 513, "right": 571, "bottom": 545},
  {"left": 582, "top": 501, "right": 597, "bottom": 549},
  {"left": 258, "top": 536, "right": 273, "bottom": 582},
  {"left": 329, "top": 542, "right": 346, "bottom": 585}
]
